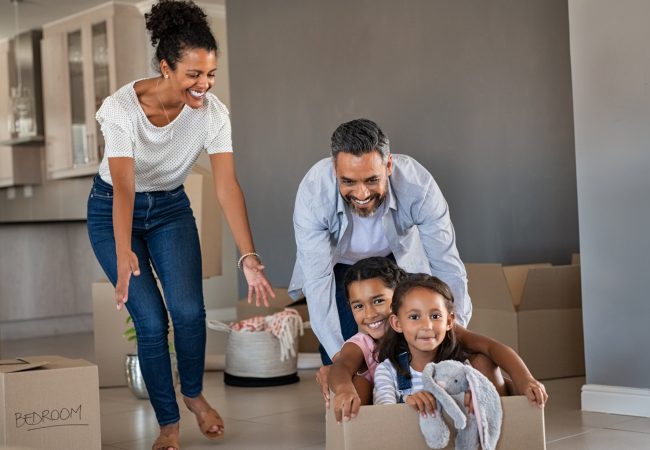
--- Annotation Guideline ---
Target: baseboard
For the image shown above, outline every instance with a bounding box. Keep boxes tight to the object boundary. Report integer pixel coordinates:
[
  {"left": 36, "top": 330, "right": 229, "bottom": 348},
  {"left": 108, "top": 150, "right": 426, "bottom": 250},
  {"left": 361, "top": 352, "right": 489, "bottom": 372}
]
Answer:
[{"left": 582, "top": 384, "right": 650, "bottom": 417}]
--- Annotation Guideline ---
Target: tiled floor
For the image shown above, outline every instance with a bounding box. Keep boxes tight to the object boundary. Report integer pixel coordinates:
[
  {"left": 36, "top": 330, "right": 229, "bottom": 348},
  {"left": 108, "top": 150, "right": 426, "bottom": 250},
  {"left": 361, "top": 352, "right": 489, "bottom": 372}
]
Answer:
[{"left": 3, "top": 333, "right": 650, "bottom": 449}]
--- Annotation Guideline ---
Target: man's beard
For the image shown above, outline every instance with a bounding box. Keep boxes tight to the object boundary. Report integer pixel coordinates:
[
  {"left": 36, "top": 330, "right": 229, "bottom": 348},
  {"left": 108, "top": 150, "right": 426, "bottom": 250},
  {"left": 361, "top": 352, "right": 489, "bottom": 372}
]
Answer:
[{"left": 344, "top": 192, "right": 386, "bottom": 218}]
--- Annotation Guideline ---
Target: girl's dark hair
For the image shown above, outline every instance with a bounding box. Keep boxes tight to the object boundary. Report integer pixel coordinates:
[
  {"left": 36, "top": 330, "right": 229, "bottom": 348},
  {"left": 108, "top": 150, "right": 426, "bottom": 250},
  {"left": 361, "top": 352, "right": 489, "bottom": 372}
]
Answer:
[
  {"left": 145, "top": 0, "right": 218, "bottom": 71},
  {"left": 343, "top": 257, "right": 407, "bottom": 299},
  {"left": 377, "top": 273, "right": 467, "bottom": 379}
]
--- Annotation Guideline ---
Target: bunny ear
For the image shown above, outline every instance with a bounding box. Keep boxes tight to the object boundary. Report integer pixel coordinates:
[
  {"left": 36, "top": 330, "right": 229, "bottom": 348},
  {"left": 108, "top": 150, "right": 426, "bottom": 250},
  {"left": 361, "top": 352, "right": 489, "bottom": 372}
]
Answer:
[
  {"left": 423, "top": 362, "right": 435, "bottom": 379},
  {"left": 421, "top": 362, "right": 438, "bottom": 395},
  {"left": 421, "top": 363, "right": 437, "bottom": 393},
  {"left": 423, "top": 362, "right": 467, "bottom": 430},
  {"left": 466, "top": 366, "right": 503, "bottom": 450}
]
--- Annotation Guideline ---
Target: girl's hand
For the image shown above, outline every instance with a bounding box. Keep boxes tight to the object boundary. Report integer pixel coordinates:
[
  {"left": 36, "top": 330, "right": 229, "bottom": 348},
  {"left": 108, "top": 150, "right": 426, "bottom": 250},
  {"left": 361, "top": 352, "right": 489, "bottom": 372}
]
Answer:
[
  {"left": 516, "top": 377, "right": 548, "bottom": 408},
  {"left": 316, "top": 366, "right": 331, "bottom": 408},
  {"left": 405, "top": 391, "right": 437, "bottom": 417},
  {"left": 242, "top": 256, "right": 275, "bottom": 307},
  {"left": 115, "top": 250, "right": 140, "bottom": 310},
  {"left": 333, "top": 388, "right": 361, "bottom": 423},
  {"left": 464, "top": 390, "right": 474, "bottom": 414}
]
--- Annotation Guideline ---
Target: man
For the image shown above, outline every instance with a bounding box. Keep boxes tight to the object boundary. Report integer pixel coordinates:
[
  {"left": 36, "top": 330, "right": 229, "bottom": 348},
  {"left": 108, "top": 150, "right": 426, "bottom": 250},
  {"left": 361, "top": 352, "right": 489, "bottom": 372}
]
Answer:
[{"left": 289, "top": 118, "right": 471, "bottom": 364}]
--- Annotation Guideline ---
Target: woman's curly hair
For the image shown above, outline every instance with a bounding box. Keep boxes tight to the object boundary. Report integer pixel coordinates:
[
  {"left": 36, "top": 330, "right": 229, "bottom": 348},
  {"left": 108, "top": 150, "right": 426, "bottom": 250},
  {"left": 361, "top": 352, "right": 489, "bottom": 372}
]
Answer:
[{"left": 145, "top": 0, "right": 218, "bottom": 70}]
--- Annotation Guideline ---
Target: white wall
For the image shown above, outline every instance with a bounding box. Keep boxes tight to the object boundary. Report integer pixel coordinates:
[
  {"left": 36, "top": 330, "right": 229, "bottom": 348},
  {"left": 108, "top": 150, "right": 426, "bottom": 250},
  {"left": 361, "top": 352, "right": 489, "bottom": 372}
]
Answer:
[{"left": 570, "top": 0, "right": 650, "bottom": 391}]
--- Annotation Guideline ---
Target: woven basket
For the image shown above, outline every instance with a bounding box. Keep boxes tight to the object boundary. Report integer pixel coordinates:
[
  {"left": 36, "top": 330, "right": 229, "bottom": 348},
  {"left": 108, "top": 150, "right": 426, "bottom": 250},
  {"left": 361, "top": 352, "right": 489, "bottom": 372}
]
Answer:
[{"left": 207, "top": 320, "right": 300, "bottom": 387}]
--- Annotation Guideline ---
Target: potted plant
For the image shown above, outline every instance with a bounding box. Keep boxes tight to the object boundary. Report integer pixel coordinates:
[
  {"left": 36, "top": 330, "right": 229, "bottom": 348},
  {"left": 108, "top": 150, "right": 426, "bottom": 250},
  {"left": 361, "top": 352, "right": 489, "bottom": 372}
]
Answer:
[{"left": 124, "top": 316, "right": 178, "bottom": 399}]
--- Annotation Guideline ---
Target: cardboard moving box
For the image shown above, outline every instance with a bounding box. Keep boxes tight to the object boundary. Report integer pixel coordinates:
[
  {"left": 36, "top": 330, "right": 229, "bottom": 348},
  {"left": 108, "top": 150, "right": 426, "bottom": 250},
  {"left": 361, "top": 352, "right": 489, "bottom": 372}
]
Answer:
[
  {"left": 92, "top": 280, "right": 134, "bottom": 387},
  {"left": 466, "top": 263, "right": 584, "bottom": 379},
  {"left": 326, "top": 395, "right": 545, "bottom": 450},
  {"left": 236, "top": 288, "right": 320, "bottom": 353},
  {"left": 0, "top": 356, "right": 101, "bottom": 450},
  {"left": 185, "top": 165, "right": 222, "bottom": 278}
]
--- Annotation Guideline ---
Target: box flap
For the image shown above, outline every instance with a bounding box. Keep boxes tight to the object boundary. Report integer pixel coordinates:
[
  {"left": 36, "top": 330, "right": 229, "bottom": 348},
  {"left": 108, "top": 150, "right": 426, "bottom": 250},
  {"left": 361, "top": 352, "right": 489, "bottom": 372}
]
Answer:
[
  {"left": 518, "top": 265, "right": 581, "bottom": 311},
  {"left": 40, "top": 358, "right": 96, "bottom": 370},
  {"left": 571, "top": 253, "right": 580, "bottom": 265},
  {"left": 502, "top": 264, "right": 551, "bottom": 308},
  {"left": 465, "top": 264, "right": 515, "bottom": 311},
  {"left": 0, "top": 358, "right": 49, "bottom": 374},
  {"left": 0, "top": 356, "right": 94, "bottom": 374}
]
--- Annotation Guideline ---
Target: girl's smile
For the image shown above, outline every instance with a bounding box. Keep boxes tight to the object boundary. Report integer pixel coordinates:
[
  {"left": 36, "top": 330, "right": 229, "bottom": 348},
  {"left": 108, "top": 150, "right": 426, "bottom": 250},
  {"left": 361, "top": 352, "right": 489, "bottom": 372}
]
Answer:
[
  {"left": 390, "top": 287, "right": 453, "bottom": 366},
  {"left": 347, "top": 278, "right": 394, "bottom": 340}
]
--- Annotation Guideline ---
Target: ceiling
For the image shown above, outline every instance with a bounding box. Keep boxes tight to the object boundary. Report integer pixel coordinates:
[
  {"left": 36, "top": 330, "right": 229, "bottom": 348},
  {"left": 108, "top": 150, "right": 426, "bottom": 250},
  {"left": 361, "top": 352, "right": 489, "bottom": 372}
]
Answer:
[
  {"left": 0, "top": 0, "right": 141, "bottom": 40},
  {"left": 0, "top": 0, "right": 225, "bottom": 41}
]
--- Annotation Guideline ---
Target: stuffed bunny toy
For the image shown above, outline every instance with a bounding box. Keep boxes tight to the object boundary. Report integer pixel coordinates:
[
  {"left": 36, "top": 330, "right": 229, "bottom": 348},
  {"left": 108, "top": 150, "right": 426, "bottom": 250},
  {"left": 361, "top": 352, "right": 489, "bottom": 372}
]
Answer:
[{"left": 419, "top": 360, "right": 503, "bottom": 450}]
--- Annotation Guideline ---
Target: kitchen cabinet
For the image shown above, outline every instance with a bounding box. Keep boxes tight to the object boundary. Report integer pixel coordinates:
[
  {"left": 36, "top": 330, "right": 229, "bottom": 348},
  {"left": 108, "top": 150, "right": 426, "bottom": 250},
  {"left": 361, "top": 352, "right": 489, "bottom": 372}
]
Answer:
[
  {"left": 0, "top": 35, "right": 43, "bottom": 188},
  {"left": 41, "top": 3, "right": 147, "bottom": 179}
]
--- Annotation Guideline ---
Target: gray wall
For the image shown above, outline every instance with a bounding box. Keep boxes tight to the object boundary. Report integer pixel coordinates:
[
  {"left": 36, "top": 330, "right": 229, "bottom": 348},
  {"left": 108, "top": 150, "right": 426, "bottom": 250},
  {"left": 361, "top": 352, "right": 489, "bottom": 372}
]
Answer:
[
  {"left": 569, "top": 0, "right": 650, "bottom": 388},
  {"left": 0, "top": 221, "right": 105, "bottom": 342},
  {"left": 227, "top": 0, "right": 579, "bottom": 288}
]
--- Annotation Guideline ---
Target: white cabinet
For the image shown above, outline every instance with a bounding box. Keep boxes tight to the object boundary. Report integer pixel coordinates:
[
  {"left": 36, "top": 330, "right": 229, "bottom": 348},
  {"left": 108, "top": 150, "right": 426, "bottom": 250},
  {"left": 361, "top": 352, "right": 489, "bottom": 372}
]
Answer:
[
  {"left": 42, "top": 3, "right": 148, "bottom": 179},
  {"left": 0, "top": 37, "right": 43, "bottom": 188}
]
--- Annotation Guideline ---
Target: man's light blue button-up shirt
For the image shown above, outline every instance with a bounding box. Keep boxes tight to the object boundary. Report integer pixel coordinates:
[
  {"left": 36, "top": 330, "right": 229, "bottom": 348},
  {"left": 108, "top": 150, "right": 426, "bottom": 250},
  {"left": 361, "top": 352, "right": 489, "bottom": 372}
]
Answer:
[{"left": 289, "top": 154, "right": 471, "bottom": 357}]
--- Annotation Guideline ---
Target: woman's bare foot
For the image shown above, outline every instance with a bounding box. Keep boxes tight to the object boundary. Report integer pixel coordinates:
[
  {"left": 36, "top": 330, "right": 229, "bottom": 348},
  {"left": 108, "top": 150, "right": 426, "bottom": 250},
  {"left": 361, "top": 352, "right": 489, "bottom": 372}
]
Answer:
[
  {"left": 152, "top": 422, "right": 180, "bottom": 450},
  {"left": 183, "top": 394, "right": 224, "bottom": 439}
]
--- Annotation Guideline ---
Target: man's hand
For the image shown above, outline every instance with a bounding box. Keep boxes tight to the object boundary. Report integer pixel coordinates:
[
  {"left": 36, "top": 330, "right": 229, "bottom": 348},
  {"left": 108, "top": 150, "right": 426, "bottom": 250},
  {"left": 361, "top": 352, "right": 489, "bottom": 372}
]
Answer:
[{"left": 316, "top": 366, "right": 331, "bottom": 408}]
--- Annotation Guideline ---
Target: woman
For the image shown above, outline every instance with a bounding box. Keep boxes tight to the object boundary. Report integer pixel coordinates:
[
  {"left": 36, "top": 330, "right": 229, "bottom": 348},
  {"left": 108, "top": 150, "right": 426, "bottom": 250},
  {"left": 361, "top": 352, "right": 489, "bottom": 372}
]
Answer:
[{"left": 86, "top": 1, "right": 274, "bottom": 449}]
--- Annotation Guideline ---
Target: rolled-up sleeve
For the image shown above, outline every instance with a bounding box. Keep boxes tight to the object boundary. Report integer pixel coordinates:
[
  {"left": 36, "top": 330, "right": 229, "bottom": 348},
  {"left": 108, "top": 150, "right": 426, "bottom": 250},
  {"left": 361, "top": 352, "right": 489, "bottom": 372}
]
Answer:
[
  {"left": 415, "top": 176, "right": 472, "bottom": 327},
  {"left": 293, "top": 179, "right": 343, "bottom": 358}
]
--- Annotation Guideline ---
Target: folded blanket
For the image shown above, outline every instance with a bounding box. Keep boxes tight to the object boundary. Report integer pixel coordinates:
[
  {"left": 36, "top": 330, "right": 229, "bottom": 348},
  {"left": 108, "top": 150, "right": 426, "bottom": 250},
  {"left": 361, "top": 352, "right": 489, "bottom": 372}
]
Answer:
[{"left": 229, "top": 308, "right": 304, "bottom": 361}]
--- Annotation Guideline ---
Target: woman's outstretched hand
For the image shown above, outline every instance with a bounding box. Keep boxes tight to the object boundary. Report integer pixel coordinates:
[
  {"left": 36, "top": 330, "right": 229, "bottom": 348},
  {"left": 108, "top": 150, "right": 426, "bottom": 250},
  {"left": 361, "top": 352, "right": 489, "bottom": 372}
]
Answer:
[
  {"left": 115, "top": 250, "right": 140, "bottom": 310},
  {"left": 242, "top": 256, "right": 275, "bottom": 307}
]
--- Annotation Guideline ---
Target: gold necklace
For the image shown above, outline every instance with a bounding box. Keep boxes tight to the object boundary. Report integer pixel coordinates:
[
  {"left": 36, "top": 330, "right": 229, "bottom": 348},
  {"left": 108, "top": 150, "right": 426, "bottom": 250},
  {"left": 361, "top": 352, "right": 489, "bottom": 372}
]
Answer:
[{"left": 155, "top": 77, "right": 172, "bottom": 126}]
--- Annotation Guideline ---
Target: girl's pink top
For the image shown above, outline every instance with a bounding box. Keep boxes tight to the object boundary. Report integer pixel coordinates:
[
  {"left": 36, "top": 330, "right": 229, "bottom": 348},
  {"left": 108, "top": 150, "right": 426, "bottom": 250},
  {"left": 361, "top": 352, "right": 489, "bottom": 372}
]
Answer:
[{"left": 346, "top": 332, "right": 378, "bottom": 383}]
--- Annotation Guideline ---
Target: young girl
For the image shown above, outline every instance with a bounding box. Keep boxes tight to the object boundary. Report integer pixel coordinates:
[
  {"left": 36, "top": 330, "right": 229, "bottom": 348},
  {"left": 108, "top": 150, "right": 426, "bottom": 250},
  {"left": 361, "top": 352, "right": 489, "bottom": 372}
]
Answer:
[
  {"left": 326, "top": 260, "right": 547, "bottom": 423},
  {"left": 326, "top": 257, "right": 407, "bottom": 422},
  {"left": 373, "top": 274, "right": 547, "bottom": 416}
]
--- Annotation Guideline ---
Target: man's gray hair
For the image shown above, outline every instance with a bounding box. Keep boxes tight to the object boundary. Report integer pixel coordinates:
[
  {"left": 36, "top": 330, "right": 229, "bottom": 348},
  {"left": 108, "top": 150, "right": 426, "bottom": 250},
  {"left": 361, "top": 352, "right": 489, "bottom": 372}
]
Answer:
[{"left": 330, "top": 118, "right": 390, "bottom": 163}]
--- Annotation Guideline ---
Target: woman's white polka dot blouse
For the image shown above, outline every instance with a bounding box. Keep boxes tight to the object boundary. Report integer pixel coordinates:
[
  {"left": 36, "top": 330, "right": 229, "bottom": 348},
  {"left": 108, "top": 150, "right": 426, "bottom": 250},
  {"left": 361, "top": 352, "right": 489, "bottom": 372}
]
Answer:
[{"left": 96, "top": 79, "right": 232, "bottom": 192}]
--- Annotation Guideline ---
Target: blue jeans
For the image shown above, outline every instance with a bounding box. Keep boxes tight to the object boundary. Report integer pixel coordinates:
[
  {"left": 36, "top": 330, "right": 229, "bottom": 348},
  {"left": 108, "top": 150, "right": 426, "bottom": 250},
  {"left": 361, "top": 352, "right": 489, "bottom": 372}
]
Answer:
[
  {"left": 87, "top": 176, "right": 205, "bottom": 426},
  {"left": 319, "top": 263, "right": 359, "bottom": 365}
]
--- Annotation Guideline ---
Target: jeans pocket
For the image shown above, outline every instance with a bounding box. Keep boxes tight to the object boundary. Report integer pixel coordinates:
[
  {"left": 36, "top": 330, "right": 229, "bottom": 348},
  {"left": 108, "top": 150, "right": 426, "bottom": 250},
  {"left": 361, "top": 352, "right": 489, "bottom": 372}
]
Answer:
[{"left": 91, "top": 187, "right": 113, "bottom": 200}]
